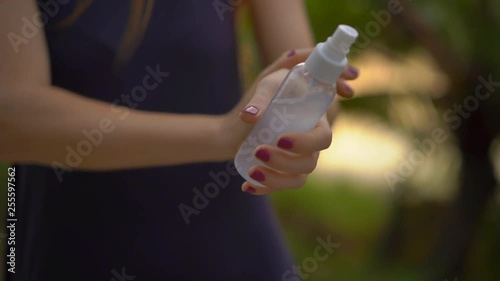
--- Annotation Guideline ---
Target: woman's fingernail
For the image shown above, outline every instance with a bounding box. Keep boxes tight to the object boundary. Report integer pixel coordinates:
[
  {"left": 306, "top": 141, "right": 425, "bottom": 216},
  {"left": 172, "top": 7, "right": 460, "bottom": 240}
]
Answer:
[
  {"left": 287, "top": 49, "right": 296, "bottom": 58},
  {"left": 245, "top": 186, "right": 256, "bottom": 194},
  {"left": 243, "top": 106, "right": 258, "bottom": 115},
  {"left": 348, "top": 66, "right": 359, "bottom": 76},
  {"left": 343, "top": 83, "right": 354, "bottom": 95},
  {"left": 277, "top": 138, "right": 293, "bottom": 149},
  {"left": 255, "top": 149, "right": 270, "bottom": 162},
  {"left": 250, "top": 170, "right": 266, "bottom": 182}
]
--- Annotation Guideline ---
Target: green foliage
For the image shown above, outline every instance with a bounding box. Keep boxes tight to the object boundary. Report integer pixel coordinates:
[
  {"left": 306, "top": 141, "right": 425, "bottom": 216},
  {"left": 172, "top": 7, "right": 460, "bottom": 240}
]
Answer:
[{"left": 270, "top": 0, "right": 500, "bottom": 280}]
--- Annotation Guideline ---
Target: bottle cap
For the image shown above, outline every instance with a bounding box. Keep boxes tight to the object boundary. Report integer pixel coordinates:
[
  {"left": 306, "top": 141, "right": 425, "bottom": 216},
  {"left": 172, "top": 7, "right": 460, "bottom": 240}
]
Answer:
[{"left": 305, "top": 25, "right": 358, "bottom": 84}]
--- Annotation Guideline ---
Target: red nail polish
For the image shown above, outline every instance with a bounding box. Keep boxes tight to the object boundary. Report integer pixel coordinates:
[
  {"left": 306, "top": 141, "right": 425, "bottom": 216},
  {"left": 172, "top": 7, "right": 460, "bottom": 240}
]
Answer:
[
  {"left": 243, "top": 106, "right": 258, "bottom": 115},
  {"left": 348, "top": 66, "right": 358, "bottom": 76},
  {"left": 277, "top": 138, "right": 293, "bottom": 149},
  {"left": 287, "top": 49, "right": 296, "bottom": 57},
  {"left": 245, "top": 186, "right": 256, "bottom": 194},
  {"left": 250, "top": 170, "right": 265, "bottom": 182},
  {"left": 343, "top": 83, "right": 354, "bottom": 94},
  {"left": 255, "top": 149, "right": 270, "bottom": 162}
]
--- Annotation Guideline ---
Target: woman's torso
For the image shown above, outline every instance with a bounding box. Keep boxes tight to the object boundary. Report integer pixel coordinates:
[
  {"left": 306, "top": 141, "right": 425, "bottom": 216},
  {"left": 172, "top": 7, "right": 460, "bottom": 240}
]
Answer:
[{"left": 10, "top": 1, "right": 293, "bottom": 280}]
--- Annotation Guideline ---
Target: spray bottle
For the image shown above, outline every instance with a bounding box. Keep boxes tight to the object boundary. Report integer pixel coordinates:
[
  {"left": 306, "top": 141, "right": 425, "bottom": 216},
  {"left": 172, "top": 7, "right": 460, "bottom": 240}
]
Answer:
[{"left": 234, "top": 24, "right": 359, "bottom": 187}]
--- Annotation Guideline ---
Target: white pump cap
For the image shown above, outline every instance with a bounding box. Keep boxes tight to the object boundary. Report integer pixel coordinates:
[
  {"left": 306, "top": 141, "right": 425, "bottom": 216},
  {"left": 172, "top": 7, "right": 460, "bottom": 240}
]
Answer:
[{"left": 305, "top": 25, "right": 359, "bottom": 84}]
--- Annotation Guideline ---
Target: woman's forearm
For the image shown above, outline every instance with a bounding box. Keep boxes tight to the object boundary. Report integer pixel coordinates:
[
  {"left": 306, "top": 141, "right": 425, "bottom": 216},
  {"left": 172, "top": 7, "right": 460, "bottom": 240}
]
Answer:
[
  {"left": 0, "top": 85, "right": 226, "bottom": 170},
  {"left": 250, "top": 0, "right": 315, "bottom": 64}
]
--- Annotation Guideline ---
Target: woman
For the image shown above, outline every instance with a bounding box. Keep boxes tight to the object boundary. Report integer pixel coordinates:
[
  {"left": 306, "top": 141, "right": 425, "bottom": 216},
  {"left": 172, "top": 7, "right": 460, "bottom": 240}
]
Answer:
[{"left": 1, "top": 0, "right": 359, "bottom": 280}]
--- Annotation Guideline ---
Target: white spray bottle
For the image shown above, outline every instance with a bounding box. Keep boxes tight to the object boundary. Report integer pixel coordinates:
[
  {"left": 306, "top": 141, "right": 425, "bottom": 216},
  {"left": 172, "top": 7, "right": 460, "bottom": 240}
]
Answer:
[{"left": 234, "top": 25, "right": 359, "bottom": 187}]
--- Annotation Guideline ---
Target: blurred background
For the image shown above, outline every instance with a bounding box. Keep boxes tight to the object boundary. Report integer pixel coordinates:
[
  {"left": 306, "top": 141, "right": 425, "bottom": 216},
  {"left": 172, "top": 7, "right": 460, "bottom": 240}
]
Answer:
[
  {"left": 237, "top": 0, "right": 500, "bottom": 280},
  {"left": 1, "top": 0, "right": 499, "bottom": 280}
]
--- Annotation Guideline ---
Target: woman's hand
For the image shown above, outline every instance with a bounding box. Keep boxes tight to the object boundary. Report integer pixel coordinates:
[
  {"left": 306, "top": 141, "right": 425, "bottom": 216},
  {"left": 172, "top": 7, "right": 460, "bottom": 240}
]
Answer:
[{"left": 218, "top": 48, "right": 359, "bottom": 195}]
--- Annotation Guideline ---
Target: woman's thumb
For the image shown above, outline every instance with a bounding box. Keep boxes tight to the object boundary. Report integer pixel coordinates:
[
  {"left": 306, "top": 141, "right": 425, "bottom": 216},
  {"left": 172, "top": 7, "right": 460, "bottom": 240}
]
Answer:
[{"left": 239, "top": 69, "right": 289, "bottom": 124}]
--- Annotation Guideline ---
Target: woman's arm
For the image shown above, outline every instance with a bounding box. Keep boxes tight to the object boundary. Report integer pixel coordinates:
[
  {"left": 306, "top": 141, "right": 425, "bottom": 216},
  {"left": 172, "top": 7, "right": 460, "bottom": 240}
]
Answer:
[
  {"left": 1, "top": 1, "right": 320, "bottom": 173},
  {"left": 250, "top": 0, "right": 315, "bottom": 64},
  {"left": 0, "top": 0, "right": 224, "bottom": 170}
]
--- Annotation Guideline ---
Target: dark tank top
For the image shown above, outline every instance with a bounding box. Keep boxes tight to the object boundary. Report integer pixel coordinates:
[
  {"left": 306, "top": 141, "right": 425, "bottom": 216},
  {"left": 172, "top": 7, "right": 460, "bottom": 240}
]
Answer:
[{"left": 7, "top": 1, "right": 294, "bottom": 280}]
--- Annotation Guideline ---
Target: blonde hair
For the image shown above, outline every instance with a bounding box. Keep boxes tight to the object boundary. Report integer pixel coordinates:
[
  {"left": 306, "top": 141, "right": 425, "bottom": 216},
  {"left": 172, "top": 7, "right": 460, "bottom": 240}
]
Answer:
[{"left": 55, "top": 0, "right": 155, "bottom": 67}]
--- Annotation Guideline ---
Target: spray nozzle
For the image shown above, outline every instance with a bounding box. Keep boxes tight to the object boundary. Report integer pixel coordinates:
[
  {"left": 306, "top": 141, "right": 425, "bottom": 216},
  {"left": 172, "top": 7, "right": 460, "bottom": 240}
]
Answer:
[
  {"left": 327, "top": 25, "right": 359, "bottom": 56},
  {"left": 305, "top": 24, "right": 359, "bottom": 84}
]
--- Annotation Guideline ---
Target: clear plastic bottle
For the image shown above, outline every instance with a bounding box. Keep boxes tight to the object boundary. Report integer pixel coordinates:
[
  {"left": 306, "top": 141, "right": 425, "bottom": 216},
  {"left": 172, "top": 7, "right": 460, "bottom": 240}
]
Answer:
[{"left": 234, "top": 25, "right": 359, "bottom": 187}]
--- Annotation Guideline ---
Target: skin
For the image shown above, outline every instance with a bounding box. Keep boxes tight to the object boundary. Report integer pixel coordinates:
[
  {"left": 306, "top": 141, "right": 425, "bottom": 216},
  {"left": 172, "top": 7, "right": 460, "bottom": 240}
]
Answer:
[{"left": 0, "top": 0, "right": 359, "bottom": 195}]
